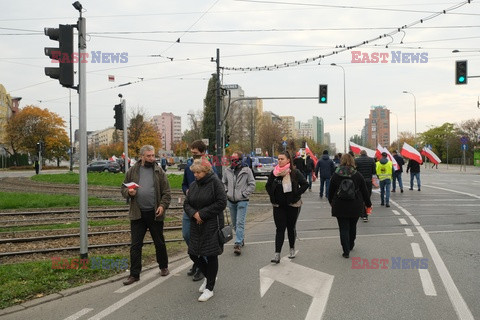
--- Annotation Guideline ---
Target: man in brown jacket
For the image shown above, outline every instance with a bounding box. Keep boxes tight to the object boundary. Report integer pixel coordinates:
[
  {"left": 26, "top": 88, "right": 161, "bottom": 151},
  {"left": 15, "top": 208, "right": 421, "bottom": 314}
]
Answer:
[{"left": 121, "top": 145, "right": 172, "bottom": 285}]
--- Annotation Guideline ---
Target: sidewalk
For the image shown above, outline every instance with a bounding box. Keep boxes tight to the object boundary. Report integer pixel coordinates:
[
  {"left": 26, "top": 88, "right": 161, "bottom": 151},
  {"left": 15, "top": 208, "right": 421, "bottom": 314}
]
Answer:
[{"left": 421, "top": 163, "right": 480, "bottom": 174}]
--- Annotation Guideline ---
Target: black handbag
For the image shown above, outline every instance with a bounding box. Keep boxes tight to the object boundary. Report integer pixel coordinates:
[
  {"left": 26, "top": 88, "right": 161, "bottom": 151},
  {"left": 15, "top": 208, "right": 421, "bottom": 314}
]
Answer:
[{"left": 218, "top": 211, "right": 233, "bottom": 244}]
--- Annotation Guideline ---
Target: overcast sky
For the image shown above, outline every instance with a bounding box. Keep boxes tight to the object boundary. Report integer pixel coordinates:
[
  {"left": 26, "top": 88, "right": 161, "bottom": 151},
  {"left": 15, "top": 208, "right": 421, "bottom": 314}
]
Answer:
[{"left": 1, "top": 0, "right": 479, "bottom": 150}]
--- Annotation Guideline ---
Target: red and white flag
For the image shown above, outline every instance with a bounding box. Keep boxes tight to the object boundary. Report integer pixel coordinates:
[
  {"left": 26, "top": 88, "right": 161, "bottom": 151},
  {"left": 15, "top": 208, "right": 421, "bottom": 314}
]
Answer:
[
  {"left": 421, "top": 147, "right": 441, "bottom": 165},
  {"left": 376, "top": 144, "right": 399, "bottom": 171},
  {"left": 401, "top": 142, "right": 423, "bottom": 164},
  {"left": 349, "top": 141, "right": 376, "bottom": 158},
  {"left": 304, "top": 142, "right": 318, "bottom": 166},
  {"left": 108, "top": 75, "right": 115, "bottom": 82}
]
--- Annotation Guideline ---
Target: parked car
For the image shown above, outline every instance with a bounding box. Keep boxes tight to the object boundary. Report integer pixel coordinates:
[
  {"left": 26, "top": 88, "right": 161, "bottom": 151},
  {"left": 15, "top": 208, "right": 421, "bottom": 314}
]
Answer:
[
  {"left": 251, "top": 156, "right": 276, "bottom": 178},
  {"left": 87, "top": 160, "right": 121, "bottom": 173}
]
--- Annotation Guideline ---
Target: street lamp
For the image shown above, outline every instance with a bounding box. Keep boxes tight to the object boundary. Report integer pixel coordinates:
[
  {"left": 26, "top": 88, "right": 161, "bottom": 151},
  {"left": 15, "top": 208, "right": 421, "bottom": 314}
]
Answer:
[
  {"left": 331, "top": 63, "right": 347, "bottom": 153},
  {"left": 402, "top": 91, "right": 416, "bottom": 143}
]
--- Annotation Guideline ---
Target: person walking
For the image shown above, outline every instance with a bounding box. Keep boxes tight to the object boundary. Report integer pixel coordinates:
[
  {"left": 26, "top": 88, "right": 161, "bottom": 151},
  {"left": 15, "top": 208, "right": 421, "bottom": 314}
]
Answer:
[
  {"left": 182, "top": 140, "right": 215, "bottom": 281},
  {"left": 328, "top": 153, "right": 372, "bottom": 258},
  {"left": 293, "top": 152, "right": 306, "bottom": 177},
  {"left": 314, "top": 150, "right": 335, "bottom": 198},
  {"left": 355, "top": 149, "right": 376, "bottom": 222},
  {"left": 184, "top": 159, "right": 227, "bottom": 302},
  {"left": 222, "top": 151, "right": 256, "bottom": 255},
  {"left": 376, "top": 152, "right": 393, "bottom": 207},
  {"left": 406, "top": 158, "right": 421, "bottom": 191},
  {"left": 121, "top": 145, "right": 172, "bottom": 285},
  {"left": 305, "top": 155, "right": 315, "bottom": 191},
  {"left": 266, "top": 151, "right": 309, "bottom": 263},
  {"left": 391, "top": 150, "right": 405, "bottom": 193}
]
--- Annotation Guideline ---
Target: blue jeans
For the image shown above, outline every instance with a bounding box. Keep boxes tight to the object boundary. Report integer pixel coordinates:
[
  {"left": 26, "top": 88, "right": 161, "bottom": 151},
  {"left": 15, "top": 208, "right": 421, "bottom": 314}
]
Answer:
[
  {"left": 228, "top": 200, "right": 249, "bottom": 245},
  {"left": 182, "top": 211, "right": 191, "bottom": 245},
  {"left": 392, "top": 171, "right": 403, "bottom": 191},
  {"left": 410, "top": 172, "right": 421, "bottom": 189},
  {"left": 305, "top": 172, "right": 312, "bottom": 190},
  {"left": 379, "top": 179, "right": 391, "bottom": 205},
  {"left": 320, "top": 177, "right": 330, "bottom": 197}
]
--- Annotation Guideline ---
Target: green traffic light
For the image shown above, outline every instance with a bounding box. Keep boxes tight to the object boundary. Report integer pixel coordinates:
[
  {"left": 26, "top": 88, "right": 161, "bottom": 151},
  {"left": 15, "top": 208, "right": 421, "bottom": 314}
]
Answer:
[
  {"left": 320, "top": 97, "right": 326, "bottom": 102},
  {"left": 458, "top": 76, "right": 465, "bottom": 83}
]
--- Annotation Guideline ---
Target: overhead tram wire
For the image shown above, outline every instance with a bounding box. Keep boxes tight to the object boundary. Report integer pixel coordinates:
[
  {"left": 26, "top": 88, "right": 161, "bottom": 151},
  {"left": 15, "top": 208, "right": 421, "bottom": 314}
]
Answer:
[{"left": 222, "top": 0, "right": 474, "bottom": 72}]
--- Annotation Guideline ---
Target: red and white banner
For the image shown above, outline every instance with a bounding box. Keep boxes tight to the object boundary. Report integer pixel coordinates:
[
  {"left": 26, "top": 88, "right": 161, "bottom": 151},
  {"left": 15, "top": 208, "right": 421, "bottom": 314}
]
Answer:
[
  {"left": 349, "top": 141, "right": 376, "bottom": 158},
  {"left": 304, "top": 142, "right": 318, "bottom": 166},
  {"left": 376, "top": 144, "right": 399, "bottom": 171},
  {"left": 421, "top": 147, "right": 442, "bottom": 165},
  {"left": 400, "top": 142, "right": 423, "bottom": 164}
]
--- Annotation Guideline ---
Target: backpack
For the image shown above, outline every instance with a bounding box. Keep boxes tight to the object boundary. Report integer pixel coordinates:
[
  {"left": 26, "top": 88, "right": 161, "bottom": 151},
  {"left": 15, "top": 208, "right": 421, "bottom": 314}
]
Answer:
[{"left": 336, "top": 177, "right": 357, "bottom": 200}]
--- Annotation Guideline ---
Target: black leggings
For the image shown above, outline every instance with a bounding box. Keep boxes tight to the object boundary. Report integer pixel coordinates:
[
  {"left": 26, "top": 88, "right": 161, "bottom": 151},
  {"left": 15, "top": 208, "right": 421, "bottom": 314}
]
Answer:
[
  {"left": 273, "top": 206, "right": 300, "bottom": 253},
  {"left": 189, "top": 255, "right": 218, "bottom": 291}
]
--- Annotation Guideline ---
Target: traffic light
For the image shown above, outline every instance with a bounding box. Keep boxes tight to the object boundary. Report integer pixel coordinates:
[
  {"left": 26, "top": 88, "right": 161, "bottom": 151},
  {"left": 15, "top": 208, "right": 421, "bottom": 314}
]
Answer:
[
  {"left": 44, "top": 24, "right": 74, "bottom": 88},
  {"left": 36, "top": 142, "right": 41, "bottom": 153},
  {"left": 225, "top": 135, "right": 230, "bottom": 148},
  {"left": 319, "top": 84, "right": 328, "bottom": 103},
  {"left": 114, "top": 104, "right": 124, "bottom": 130},
  {"left": 455, "top": 60, "right": 467, "bottom": 85}
]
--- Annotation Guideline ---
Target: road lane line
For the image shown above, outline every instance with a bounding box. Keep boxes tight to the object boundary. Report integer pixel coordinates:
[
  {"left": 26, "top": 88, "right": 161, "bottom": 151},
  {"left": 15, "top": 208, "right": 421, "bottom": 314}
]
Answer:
[
  {"left": 392, "top": 210, "right": 401, "bottom": 215},
  {"left": 424, "top": 185, "right": 480, "bottom": 199},
  {"left": 392, "top": 201, "right": 474, "bottom": 320},
  {"left": 63, "top": 308, "right": 93, "bottom": 320},
  {"left": 405, "top": 228, "right": 414, "bottom": 237},
  {"left": 411, "top": 243, "right": 422, "bottom": 257},
  {"left": 399, "top": 218, "right": 408, "bottom": 225},
  {"left": 409, "top": 216, "right": 420, "bottom": 226},
  {"left": 87, "top": 261, "right": 192, "bottom": 320},
  {"left": 419, "top": 269, "right": 437, "bottom": 296}
]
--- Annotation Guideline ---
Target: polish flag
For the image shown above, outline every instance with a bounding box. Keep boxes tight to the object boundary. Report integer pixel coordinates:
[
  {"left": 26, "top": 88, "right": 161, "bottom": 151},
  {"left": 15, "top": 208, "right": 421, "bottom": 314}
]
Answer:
[
  {"left": 108, "top": 75, "right": 115, "bottom": 82},
  {"left": 349, "top": 141, "right": 376, "bottom": 158},
  {"left": 376, "top": 144, "right": 399, "bottom": 171},
  {"left": 421, "top": 147, "right": 441, "bottom": 165},
  {"left": 304, "top": 142, "right": 318, "bottom": 166},
  {"left": 400, "top": 142, "right": 423, "bottom": 164}
]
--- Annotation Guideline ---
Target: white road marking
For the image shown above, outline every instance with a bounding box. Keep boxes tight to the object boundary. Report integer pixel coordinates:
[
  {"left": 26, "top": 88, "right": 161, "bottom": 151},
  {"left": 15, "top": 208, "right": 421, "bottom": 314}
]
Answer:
[
  {"left": 409, "top": 216, "right": 420, "bottom": 226},
  {"left": 399, "top": 218, "right": 408, "bottom": 225},
  {"left": 115, "top": 267, "right": 159, "bottom": 293},
  {"left": 411, "top": 243, "right": 423, "bottom": 257},
  {"left": 405, "top": 228, "right": 414, "bottom": 237},
  {"left": 63, "top": 308, "right": 94, "bottom": 320},
  {"left": 424, "top": 185, "right": 480, "bottom": 199},
  {"left": 392, "top": 210, "right": 401, "bottom": 216},
  {"left": 419, "top": 269, "right": 437, "bottom": 296},
  {"left": 392, "top": 201, "right": 474, "bottom": 320},
  {"left": 87, "top": 261, "right": 192, "bottom": 320}
]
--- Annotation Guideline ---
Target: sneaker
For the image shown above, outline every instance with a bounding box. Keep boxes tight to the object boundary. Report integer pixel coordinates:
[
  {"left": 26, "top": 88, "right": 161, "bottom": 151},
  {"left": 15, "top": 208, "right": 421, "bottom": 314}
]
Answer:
[
  {"left": 401, "top": 189, "right": 404, "bottom": 193},
  {"left": 362, "top": 216, "right": 368, "bottom": 222},
  {"left": 288, "top": 248, "right": 296, "bottom": 259},
  {"left": 386, "top": 204, "right": 390, "bottom": 208},
  {"left": 270, "top": 252, "right": 280, "bottom": 264},
  {"left": 391, "top": 189, "right": 396, "bottom": 193},
  {"left": 234, "top": 244, "right": 241, "bottom": 255},
  {"left": 418, "top": 189, "right": 421, "bottom": 191},
  {"left": 192, "top": 269, "right": 204, "bottom": 282},
  {"left": 199, "top": 278, "right": 207, "bottom": 293},
  {"left": 198, "top": 289, "right": 214, "bottom": 302},
  {"left": 187, "top": 265, "right": 195, "bottom": 276}
]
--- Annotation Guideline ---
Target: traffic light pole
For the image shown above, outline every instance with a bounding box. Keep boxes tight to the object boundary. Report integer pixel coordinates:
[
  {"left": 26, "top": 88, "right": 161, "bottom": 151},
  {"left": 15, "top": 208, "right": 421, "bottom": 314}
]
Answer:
[
  {"left": 215, "top": 48, "right": 223, "bottom": 179},
  {"left": 122, "top": 99, "right": 129, "bottom": 175},
  {"left": 77, "top": 14, "right": 88, "bottom": 259}
]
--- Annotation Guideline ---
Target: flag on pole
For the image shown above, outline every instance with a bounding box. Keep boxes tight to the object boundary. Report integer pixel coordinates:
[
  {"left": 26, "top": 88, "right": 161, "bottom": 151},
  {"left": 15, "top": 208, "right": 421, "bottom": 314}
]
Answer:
[
  {"left": 421, "top": 147, "right": 442, "bottom": 165},
  {"left": 108, "top": 75, "right": 115, "bottom": 82},
  {"left": 376, "top": 144, "right": 399, "bottom": 171},
  {"left": 304, "top": 142, "right": 318, "bottom": 166},
  {"left": 349, "top": 141, "right": 376, "bottom": 158},
  {"left": 400, "top": 142, "right": 423, "bottom": 164}
]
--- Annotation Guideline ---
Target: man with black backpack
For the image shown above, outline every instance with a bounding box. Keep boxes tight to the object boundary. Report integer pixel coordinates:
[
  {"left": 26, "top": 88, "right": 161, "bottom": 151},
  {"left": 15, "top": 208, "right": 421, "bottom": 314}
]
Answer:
[{"left": 328, "top": 153, "right": 372, "bottom": 258}]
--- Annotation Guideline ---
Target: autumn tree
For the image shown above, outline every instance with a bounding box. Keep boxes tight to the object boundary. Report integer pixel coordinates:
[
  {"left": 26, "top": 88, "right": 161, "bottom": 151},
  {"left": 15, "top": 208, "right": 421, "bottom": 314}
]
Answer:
[
  {"left": 127, "top": 110, "right": 161, "bottom": 158},
  {"left": 202, "top": 75, "right": 217, "bottom": 154},
  {"left": 6, "top": 105, "right": 69, "bottom": 165},
  {"left": 257, "top": 114, "right": 283, "bottom": 156}
]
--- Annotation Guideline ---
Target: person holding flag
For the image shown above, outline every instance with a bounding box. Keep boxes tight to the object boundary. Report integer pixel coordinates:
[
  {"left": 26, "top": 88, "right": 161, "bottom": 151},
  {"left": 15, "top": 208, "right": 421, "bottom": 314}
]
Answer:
[
  {"left": 391, "top": 150, "right": 405, "bottom": 193},
  {"left": 421, "top": 146, "right": 442, "bottom": 169},
  {"left": 376, "top": 152, "right": 393, "bottom": 207}
]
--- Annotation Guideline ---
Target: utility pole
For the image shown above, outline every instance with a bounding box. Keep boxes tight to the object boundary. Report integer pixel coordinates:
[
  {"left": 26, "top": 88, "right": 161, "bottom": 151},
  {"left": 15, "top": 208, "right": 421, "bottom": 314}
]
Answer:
[
  {"left": 122, "top": 98, "right": 129, "bottom": 175},
  {"left": 69, "top": 89, "right": 73, "bottom": 171},
  {"left": 215, "top": 48, "right": 223, "bottom": 179}
]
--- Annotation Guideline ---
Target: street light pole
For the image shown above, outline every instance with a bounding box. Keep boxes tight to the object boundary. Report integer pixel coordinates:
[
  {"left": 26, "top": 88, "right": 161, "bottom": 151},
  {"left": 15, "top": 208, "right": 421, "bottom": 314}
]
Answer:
[
  {"left": 402, "top": 91, "right": 416, "bottom": 144},
  {"left": 331, "top": 63, "right": 347, "bottom": 153}
]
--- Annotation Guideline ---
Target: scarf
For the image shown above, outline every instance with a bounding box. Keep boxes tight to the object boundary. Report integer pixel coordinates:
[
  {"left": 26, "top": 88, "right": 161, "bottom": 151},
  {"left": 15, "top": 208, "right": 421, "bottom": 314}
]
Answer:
[{"left": 273, "top": 163, "right": 292, "bottom": 193}]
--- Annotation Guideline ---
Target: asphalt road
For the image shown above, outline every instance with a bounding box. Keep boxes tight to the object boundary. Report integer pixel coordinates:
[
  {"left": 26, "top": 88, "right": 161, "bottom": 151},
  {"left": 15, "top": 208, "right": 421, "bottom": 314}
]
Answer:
[{"left": 1, "top": 165, "right": 479, "bottom": 320}]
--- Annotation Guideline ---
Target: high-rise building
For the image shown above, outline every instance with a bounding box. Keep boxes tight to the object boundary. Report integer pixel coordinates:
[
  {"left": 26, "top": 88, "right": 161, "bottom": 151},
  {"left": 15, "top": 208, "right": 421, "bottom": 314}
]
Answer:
[
  {"left": 365, "top": 106, "right": 390, "bottom": 148},
  {"left": 295, "top": 121, "right": 313, "bottom": 140},
  {"left": 0, "top": 84, "right": 21, "bottom": 148},
  {"left": 309, "top": 116, "right": 324, "bottom": 144},
  {"left": 280, "top": 116, "right": 295, "bottom": 138},
  {"left": 151, "top": 112, "right": 182, "bottom": 153}
]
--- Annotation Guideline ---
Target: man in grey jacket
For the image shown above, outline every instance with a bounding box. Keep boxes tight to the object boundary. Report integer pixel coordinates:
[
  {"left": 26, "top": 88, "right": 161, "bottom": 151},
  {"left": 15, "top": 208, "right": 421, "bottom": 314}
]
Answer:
[
  {"left": 222, "top": 151, "right": 256, "bottom": 255},
  {"left": 121, "top": 145, "right": 172, "bottom": 285}
]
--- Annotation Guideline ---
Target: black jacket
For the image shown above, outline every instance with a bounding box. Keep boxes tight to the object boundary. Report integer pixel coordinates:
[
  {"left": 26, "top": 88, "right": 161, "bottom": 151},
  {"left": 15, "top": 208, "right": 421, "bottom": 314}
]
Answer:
[
  {"left": 315, "top": 154, "right": 335, "bottom": 179},
  {"left": 328, "top": 166, "right": 372, "bottom": 218},
  {"left": 305, "top": 157, "right": 315, "bottom": 172},
  {"left": 184, "top": 172, "right": 227, "bottom": 256},
  {"left": 406, "top": 159, "right": 421, "bottom": 173},
  {"left": 355, "top": 154, "right": 376, "bottom": 181},
  {"left": 393, "top": 154, "right": 405, "bottom": 172},
  {"left": 266, "top": 168, "right": 309, "bottom": 207},
  {"left": 293, "top": 157, "right": 306, "bottom": 174}
]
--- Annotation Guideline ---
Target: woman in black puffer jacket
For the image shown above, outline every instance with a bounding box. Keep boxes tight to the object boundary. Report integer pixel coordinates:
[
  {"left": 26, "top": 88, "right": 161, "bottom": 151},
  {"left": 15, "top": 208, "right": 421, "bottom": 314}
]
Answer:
[{"left": 184, "top": 159, "right": 227, "bottom": 302}]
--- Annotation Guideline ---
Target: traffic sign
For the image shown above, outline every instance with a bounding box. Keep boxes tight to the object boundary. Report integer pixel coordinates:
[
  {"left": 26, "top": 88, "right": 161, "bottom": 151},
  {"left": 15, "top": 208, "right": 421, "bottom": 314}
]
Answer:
[
  {"left": 460, "top": 136, "right": 468, "bottom": 144},
  {"left": 282, "top": 136, "right": 287, "bottom": 141},
  {"left": 282, "top": 141, "right": 287, "bottom": 147},
  {"left": 462, "top": 144, "right": 468, "bottom": 151}
]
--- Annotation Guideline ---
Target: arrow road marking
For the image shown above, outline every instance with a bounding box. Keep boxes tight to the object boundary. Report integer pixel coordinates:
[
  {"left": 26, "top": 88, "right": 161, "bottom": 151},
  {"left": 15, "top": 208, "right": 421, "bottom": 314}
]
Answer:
[{"left": 259, "top": 254, "right": 334, "bottom": 320}]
